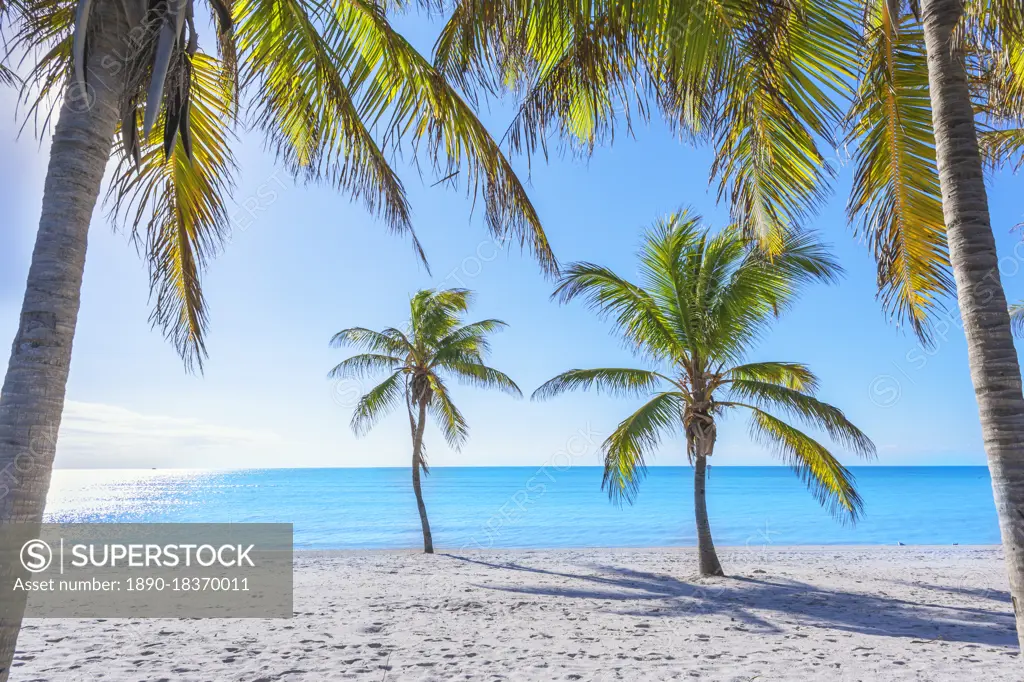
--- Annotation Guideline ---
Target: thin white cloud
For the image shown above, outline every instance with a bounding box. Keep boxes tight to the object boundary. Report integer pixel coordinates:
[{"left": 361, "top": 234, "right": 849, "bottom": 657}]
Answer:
[{"left": 56, "top": 400, "right": 286, "bottom": 468}]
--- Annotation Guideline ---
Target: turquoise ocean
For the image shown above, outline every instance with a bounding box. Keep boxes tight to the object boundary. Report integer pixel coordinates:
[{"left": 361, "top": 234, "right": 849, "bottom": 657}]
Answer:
[{"left": 43, "top": 466, "right": 999, "bottom": 550}]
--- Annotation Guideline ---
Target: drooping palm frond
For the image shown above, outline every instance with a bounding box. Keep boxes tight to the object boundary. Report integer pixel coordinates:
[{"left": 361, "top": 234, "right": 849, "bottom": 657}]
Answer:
[
  {"left": 435, "top": 0, "right": 859, "bottom": 252},
  {"left": 233, "top": 0, "right": 438, "bottom": 268},
  {"left": 332, "top": 0, "right": 557, "bottom": 273},
  {"left": 427, "top": 374, "right": 470, "bottom": 448},
  {"left": 602, "top": 391, "right": 685, "bottom": 506},
  {"left": 10, "top": 0, "right": 75, "bottom": 134},
  {"left": 532, "top": 367, "right": 669, "bottom": 401},
  {"left": 350, "top": 370, "right": 406, "bottom": 435},
  {"left": 439, "top": 358, "right": 523, "bottom": 396},
  {"left": 747, "top": 407, "right": 864, "bottom": 522},
  {"left": 847, "top": 1, "right": 952, "bottom": 342},
  {"left": 706, "top": 0, "right": 859, "bottom": 253},
  {"left": 9, "top": 0, "right": 557, "bottom": 371},
  {"left": 107, "top": 52, "right": 237, "bottom": 371},
  {"left": 727, "top": 381, "right": 876, "bottom": 457},
  {"left": 979, "top": 126, "right": 1024, "bottom": 171}
]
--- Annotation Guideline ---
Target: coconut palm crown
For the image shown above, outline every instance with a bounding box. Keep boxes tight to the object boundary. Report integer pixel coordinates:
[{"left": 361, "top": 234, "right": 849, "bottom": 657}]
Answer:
[
  {"left": 533, "top": 212, "right": 876, "bottom": 575},
  {"left": 329, "top": 288, "right": 521, "bottom": 553}
]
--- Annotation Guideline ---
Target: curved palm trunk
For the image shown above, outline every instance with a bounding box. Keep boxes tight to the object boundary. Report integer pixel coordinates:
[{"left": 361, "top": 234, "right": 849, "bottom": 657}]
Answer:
[
  {"left": 410, "top": 399, "right": 434, "bottom": 554},
  {"left": 921, "top": 0, "right": 1024, "bottom": 650},
  {"left": 0, "top": 6, "right": 127, "bottom": 679},
  {"left": 694, "top": 455, "right": 723, "bottom": 577}
]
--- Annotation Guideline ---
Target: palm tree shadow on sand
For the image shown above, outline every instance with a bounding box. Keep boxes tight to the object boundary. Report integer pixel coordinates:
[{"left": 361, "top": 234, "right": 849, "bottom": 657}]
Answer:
[{"left": 441, "top": 554, "right": 1016, "bottom": 648}]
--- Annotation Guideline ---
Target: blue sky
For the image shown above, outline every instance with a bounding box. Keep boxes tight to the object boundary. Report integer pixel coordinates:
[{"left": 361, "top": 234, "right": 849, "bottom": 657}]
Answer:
[{"left": 1, "top": 14, "right": 1023, "bottom": 470}]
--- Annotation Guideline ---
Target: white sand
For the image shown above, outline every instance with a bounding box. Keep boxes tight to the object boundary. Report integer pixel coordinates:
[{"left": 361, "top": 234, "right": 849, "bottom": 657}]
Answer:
[{"left": 11, "top": 546, "right": 1018, "bottom": 681}]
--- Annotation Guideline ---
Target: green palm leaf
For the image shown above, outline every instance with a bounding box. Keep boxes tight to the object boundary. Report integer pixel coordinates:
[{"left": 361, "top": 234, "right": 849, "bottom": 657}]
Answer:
[
  {"left": 328, "top": 353, "right": 404, "bottom": 380},
  {"left": 602, "top": 391, "right": 685, "bottom": 506},
  {"left": 847, "top": 2, "right": 951, "bottom": 341},
  {"left": 747, "top": 407, "right": 864, "bottom": 522},
  {"left": 726, "top": 361, "right": 820, "bottom": 393},
  {"left": 107, "top": 52, "right": 237, "bottom": 371},
  {"left": 330, "top": 326, "right": 412, "bottom": 356},
  {"left": 351, "top": 370, "right": 406, "bottom": 435},
  {"left": 439, "top": 359, "right": 523, "bottom": 397},
  {"left": 728, "top": 381, "right": 876, "bottom": 457},
  {"left": 532, "top": 368, "right": 669, "bottom": 401},
  {"left": 427, "top": 375, "right": 470, "bottom": 449}
]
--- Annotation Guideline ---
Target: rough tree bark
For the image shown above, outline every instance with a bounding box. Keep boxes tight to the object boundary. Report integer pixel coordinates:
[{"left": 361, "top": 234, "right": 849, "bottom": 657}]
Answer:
[
  {"left": 921, "top": 0, "right": 1024, "bottom": 652},
  {"left": 0, "top": 3, "right": 127, "bottom": 677},
  {"left": 694, "top": 453, "right": 724, "bottom": 577},
  {"left": 411, "top": 399, "right": 434, "bottom": 554}
]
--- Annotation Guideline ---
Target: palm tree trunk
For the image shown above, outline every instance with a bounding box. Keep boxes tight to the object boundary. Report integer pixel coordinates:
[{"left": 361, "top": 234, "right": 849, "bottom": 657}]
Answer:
[
  {"left": 921, "top": 0, "right": 1024, "bottom": 650},
  {"left": 0, "top": 6, "right": 126, "bottom": 679},
  {"left": 411, "top": 399, "right": 433, "bottom": 553},
  {"left": 694, "top": 454, "right": 723, "bottom": 577}
]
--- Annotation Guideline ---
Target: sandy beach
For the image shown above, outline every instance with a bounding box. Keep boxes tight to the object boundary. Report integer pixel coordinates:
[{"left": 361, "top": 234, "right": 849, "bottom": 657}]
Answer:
[{"left": 10, "top": 546, "right": 1017, "bottom": 681}]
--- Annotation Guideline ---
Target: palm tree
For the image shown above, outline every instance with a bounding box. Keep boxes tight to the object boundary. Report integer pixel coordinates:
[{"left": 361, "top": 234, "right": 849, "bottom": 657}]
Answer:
[
  {"left": 0, "top": 2, "right": 554, "bottom": 676},
  {"left": 329, "top": 288, "right": 521, "bottom": 553},
  {"left": 433, "top": 0, "right": 1024, "bottom": 645},
  {"left": 533, "top": 212, "right": 875, "bottom": 576}
]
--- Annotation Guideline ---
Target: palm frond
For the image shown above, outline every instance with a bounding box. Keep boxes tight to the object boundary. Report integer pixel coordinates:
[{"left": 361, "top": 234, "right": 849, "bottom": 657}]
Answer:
[
  {"left": 411, "top": 288, "right": 474, "bottom": 343},
  {"left": 330, "top": 326, "right": 412, "bottom": 355},
  {"left": 328, "top": 353, "right": 403, "bottom": 380},
  {"left": 602, "top": 391, "right": 685, "bottom": 506},
  {"left": 439, "top": 359, "right": 523, "bottom": 397},
  {"left": 709, "top": 0, "right": 859, "bottom": 252},
  {"left": 730, "top": 380, "right": 876, "bottom": 457},
  {"left": 726, "top": 361, "right": 820, "bottom": 393},
  {"left": 532, "top": 367, "right": 669, "bottom": 401},
  {"left": 11, "top": 0, "right": 75, "bottom": 134},
  {"left": 351, "top": 370, "right": 406, "bottom": 436},
  {"left": 107, "top": 52, "right": 237, "bottom": 372},
  {"left": 847, "top": 1, "right": 952, "bottom": 342},
  {"left": 979, "top": 127, "right": 1024, "bottom": 171},
  {"left": 332, "top": 0, "right": 558, "bottom": 274},
  {"left": 427, "top": 374, "right": 470, "bottom": 449},
  {"left": 747, "top": 407, "right": 863, "bottom": 522},
  {"left": 554, "top": 261, "right": 680, "bottom": 360},
  {"left": 234, "top": 0, "right": 430, "bottom": 264},
  {"left": 435, "top": 318, "right": 509, "bottom": 355}
]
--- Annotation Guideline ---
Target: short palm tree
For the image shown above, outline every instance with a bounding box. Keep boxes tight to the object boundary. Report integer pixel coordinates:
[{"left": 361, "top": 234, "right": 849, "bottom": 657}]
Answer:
[
  {"left": 533, "top": 212, "right": 876, "bottom": 576},
  {"left": 329, "top": 288, "right": 521, "bottom": 553}
]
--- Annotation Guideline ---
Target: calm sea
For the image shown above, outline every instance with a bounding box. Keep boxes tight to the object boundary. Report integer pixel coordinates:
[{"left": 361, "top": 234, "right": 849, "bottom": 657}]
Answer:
[{"left": 43, "top": 467, "right": 1000, "bottom": 550}]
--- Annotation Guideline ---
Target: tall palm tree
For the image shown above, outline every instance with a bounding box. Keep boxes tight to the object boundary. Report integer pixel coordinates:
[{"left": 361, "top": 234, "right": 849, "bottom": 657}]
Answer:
[
  {"left": 533, "top": 212, "right": 876, "bottom": 576},
  {"left": 432, "top": 0, "right": 1024, "bottom": 646},
  {"left": 329, "top": 288, "right": 521, "bottom": 553},
  {"left": 0, "top": 2, "right": 554, "bottom": 676}
]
